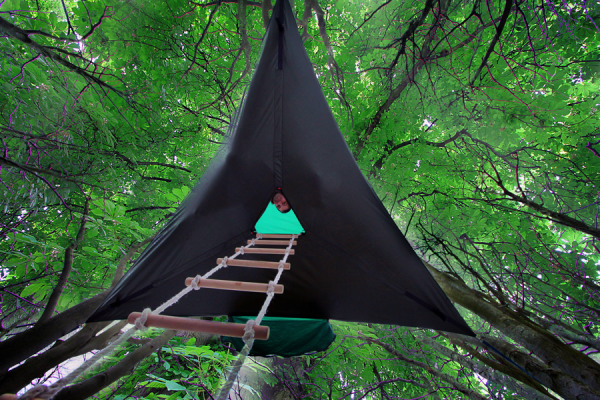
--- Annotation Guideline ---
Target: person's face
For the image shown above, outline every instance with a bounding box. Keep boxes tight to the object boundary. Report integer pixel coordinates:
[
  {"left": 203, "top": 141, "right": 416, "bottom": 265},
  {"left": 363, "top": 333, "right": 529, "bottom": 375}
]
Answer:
[{"left": 273, "top": 192, "right": 290, "bottom": 213}]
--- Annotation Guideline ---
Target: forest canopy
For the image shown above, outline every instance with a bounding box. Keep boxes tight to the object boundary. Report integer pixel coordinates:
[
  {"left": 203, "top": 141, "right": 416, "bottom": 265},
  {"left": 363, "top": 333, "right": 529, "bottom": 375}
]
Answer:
[{"left": 0, "top": 0, "right": 599, "bottom": 399}]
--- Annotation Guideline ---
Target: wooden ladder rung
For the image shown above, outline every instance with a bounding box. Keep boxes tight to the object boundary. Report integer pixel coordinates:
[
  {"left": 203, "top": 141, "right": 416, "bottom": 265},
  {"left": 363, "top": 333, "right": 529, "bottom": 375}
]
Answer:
[
  {"left": 249, "top": 239, "right": 297, "bottom": 246},
  {"left": 185, "top": 278, "right": 284, "bottom": 294},
  {"left": 217, "top": 258, "right": 290, "bottom": 270},
  {"left": 257, "top": 234, "right": 298, "bottom": 239},
  {"left": 128, "top": 312, "right": 270, "bottom": 340},
  {"left": 236, "top": 247, "right": 295, "bottom": 255}
]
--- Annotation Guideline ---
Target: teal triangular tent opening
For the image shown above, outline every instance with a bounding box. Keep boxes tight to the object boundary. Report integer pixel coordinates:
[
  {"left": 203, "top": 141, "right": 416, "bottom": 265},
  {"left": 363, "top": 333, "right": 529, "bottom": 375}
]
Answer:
[
  {"left": 223, "top": 316, "right": 335, "bottom": 357},
  {"left": 255, "top": 203, "right": 305, "bottom": 234}
]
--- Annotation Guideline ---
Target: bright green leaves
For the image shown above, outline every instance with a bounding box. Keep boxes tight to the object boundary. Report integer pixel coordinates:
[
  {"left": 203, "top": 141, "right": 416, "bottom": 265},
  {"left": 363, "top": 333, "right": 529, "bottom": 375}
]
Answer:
[
  {"left": 0, "top": 1, "right": 598, "bottom": 397},
  {"left": 165, "top": 186, "right": 190, "bottom": 203},
  {"left": 85, "top": 333, "right": 234, "bottom": 400}
]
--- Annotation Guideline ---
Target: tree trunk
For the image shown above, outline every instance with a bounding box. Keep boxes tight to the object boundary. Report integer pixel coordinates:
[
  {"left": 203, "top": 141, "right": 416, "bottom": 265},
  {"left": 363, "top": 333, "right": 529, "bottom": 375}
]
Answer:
[
  {"left": 419, "top": 335, "right": 557, "bottom": 400},
  {"left": 0, "top": 321, "right": 126, "bottom": 394},
  {"left": 0, "top": 291, "right": 108, "bottom": 376},
  {"left": 480, "top": 335, "right": 600, "bottom": 400},
  {"left": 425, "top": 263, "right": 600, "bottom": 396},
  {"left": 0, "top": 236, "right": 146, "bottom": 378}
]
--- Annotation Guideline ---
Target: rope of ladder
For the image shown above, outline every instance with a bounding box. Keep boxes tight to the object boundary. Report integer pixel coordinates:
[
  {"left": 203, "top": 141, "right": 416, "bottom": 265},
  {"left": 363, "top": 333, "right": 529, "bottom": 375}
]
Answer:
[
  {"left": 17, "top": 238, "right": 262, "bottom": 400},
  {"left": 215, "top": 234, "right": 295, "bottom": 400}
]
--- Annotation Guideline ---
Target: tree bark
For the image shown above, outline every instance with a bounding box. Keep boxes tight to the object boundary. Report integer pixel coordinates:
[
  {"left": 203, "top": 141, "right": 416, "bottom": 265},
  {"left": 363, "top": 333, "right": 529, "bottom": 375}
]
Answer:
[
  {"left": 496, "top": 183, "right": 600, "bottom": 239},
  {"left": 261, "top": 0, "right": 271, "bottom": 30},
  {"left": 425, "top": 262, "right": 600, "bottom": 395},
  {"left": 0, "top": 16, "right": 126, "bottom": 96},
  {"left": 420, "top": 335, "right": 556, "bottom": 400},
  {"left": 110, "top": 238, "right": 153, "bottom": 288},
  {"left": 0, "top": 235, "right": 149, "bottom": 376},
  {"left": 0, "top": 321, "right": 126, "bottom": 394},
  {"left": 479, "top": 335, "right": 600, "bottom": 400},
  {"left": 0, "top": 291, "right": 108, "bottom": 376},
  {"left": 1, "top": 322, "right": 104, "bottom": 393}
]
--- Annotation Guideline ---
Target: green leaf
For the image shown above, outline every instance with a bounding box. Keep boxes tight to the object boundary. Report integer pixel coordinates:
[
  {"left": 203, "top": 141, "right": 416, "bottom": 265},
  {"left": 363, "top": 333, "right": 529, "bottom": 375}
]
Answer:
[
  {"left": 82, "top": 247, "right": 99, "bottom": 256},
  {"left": 21, "top": 282, "right": 44, "bottom": 297},
  {"left": 164, "top": 380, "right": 185, "bottom": 391},
  {"left": 164, "top": 392, "right": 183, "bottom": 400}
]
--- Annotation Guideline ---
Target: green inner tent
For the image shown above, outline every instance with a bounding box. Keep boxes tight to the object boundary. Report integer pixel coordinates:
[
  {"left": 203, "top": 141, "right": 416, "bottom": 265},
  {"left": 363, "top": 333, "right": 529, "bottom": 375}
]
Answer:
[{"left": 223, "top": 316, "right": 336, "bottom": 357}]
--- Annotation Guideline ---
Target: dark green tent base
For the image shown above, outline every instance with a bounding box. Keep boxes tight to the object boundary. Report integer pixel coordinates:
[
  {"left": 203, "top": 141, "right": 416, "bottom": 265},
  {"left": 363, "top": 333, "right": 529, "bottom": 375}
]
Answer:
[{"left": 222, "top": 316, "right": 336, "bottom": 357}]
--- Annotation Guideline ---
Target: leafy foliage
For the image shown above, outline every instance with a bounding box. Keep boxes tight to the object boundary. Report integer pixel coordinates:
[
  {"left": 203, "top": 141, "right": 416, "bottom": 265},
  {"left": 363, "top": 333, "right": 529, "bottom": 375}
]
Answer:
[
  {"left": 1, "top": 0, "right": 599, "bottom": 398},
  {"left": 88, "top": 333, "right": 234, "bottom": 400}
]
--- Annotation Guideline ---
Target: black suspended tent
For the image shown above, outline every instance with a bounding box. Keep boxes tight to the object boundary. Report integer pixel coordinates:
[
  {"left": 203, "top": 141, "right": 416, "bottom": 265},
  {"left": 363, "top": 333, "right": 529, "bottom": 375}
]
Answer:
[{"left": 89, "top": 0, "right": 473, "bottom": 356}]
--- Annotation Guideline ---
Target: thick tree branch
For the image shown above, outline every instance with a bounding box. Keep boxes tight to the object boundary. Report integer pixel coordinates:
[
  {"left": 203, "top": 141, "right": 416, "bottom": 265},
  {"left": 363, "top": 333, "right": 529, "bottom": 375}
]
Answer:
[
  {"left": 0, "top": 321, "right": 117, "bottom": 394},
  {"left": 518, "top": 308, "right": 600, "bottom": 350},
  {"left": 112, "top": 152, "right": 192, "bottom": 173},
  {"left": 262, "top": 0, "right": 272, "bottom": 29},
  {"left": 36, "top": 200, "right": 90, "bottom": 326},
  {"left": 75, "top": 321, "right": 128, "bottom": 355},
  {"left": 125, "top": 206, "right": 172, "bottom": 214},
  {"left": 424, "top": 262, "right": 600, "bottom": 394},
  {"left": 141, "top": 175, "right": 172, "bottom": 182},
  {"left": 192, "top": 0, "right": 262, "bottom": 6},
  {"left": 387, "top": 0, "right": 436, "bottom": 71},
  {"left": 491, "top": 178, "right": 600, "bottom": 239},
  {"left": 206, "top": 122, "right": 226, "bottom": 136},
  {"left": 356, "top": 18, "right": 500, "bottom": 158},
  {"left": 136, "top": 162, "right": 191, "bottom": 172},
  {"left": 0, "top": 291, "right": 108, "bottom": 375},
  {"left": 184, "top": 1, "right": 221, "bottom": 76},
  {"left": 238, "top": 0, "right": 252, "bottom": 76},
  {"left": 469, "top": 0, "right": 514, "bottom": 85},
  {"left": 427, "top": 334, "right": 556, "bottom": 400},
  {"left": 0, "top": 155, "right": 86, "bottom": 185},
  {"left": 479, "top": 334, "right": 600, "bottom": 400},
  {"left": 373, "top": 129, "right": 467, "bottom": 169},
  {"left": 309, "top": 0, "right": 352, "bottom": 119}
]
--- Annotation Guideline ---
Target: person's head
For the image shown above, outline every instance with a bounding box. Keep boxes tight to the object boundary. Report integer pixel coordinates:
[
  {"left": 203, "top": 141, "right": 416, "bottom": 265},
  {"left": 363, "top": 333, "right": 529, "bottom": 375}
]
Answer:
[{"left": 271, "top": 191, "right": 291, "bottom": 213}]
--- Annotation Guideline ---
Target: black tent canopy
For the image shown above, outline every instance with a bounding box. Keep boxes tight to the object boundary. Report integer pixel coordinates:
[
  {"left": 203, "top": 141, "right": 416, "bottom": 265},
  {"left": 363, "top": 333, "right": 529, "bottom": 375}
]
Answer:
[{"left": 89, "top": 0, "right": 473, "bottom": 338}]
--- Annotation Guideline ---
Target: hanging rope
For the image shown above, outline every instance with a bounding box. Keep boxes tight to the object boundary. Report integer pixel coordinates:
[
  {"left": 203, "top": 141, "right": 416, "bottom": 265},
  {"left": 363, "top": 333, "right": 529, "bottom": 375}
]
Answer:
[
  {"left": 17, "top": 239, "right": 259, "bottom": 400},
  {"left": 215, "top": 234, "right": 296, "bottom": 400}
]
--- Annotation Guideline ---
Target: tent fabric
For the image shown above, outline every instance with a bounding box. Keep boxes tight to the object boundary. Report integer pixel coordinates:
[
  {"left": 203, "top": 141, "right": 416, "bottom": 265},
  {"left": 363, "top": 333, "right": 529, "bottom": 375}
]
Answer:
[
  {"left": 222, "top": 316, "right": 335, "bottom": 357},
  {"left": 88, "top": 0, "right": 474, "bottom": 338}
]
